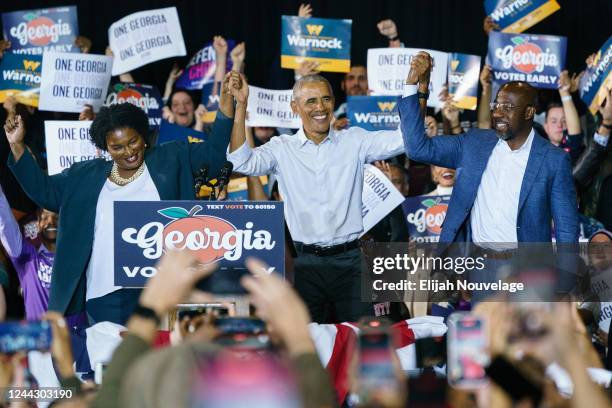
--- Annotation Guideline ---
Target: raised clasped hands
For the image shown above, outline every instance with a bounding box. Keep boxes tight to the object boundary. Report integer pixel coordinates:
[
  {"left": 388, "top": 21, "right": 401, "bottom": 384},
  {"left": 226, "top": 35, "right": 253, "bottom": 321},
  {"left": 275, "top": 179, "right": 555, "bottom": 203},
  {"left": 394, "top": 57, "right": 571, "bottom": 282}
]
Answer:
[
  {"left": 228, "top": 71, "right": 249, "bottom": 105},
  {"left": 406, "top": 51, "right": 432, "bottom": 86}
]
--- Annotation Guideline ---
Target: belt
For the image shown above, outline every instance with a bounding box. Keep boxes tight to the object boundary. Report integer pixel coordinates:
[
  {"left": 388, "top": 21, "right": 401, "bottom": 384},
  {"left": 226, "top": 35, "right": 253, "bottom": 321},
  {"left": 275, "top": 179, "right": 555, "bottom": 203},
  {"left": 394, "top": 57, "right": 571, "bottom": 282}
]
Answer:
[
  {"left": 473, "top": 245, "right": 516, "bottom": 260},
  {"left": 294, "top": 240, "right": 360, "bottom": 257}
]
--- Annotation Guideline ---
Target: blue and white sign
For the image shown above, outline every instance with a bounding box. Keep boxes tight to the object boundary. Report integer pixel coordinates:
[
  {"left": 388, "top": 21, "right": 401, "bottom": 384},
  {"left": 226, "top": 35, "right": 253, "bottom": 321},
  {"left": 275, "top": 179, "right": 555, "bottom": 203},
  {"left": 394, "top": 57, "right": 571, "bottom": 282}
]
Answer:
[
  {"left": 488, "top": 31, "right": 566, "bottom": 89},
  {"left": 2, "top": 6, "right": 79, "bottom": 55},
  {"left": 447, "top": 53, "right": 481, "bottom": 111},
  {"left": 114, "top": 201, "right": 285, "bottom": 290},
  {"left": 579, "top": 36, "right": 611, "bottom": 115},
  {"left": 281, "top": 16, "right": 351, "bottom": 73},
  {"left": 347, "top": 96, "right": 399, "bottom": 131},
  {"left": 484, "top": 0, "right": 560, "bottom": 33}
]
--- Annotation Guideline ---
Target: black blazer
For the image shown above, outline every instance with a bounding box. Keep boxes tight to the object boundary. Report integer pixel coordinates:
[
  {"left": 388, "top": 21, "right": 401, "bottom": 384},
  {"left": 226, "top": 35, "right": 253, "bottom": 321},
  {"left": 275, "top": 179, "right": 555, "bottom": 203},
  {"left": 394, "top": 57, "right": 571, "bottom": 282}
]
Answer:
[{"left": 8, "top": 112, "right": 233, "bottom": 315}]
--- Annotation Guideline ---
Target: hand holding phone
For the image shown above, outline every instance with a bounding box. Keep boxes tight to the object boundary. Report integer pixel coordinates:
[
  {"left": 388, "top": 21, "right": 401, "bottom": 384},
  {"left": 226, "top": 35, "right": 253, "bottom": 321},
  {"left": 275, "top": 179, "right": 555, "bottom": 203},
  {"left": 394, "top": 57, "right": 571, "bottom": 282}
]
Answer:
[
  {"left": 0, "top": 321, "right": 52, "bottom": 354},
  {"left": 447, "top": 312, "right": 489, "bottom": 388}
]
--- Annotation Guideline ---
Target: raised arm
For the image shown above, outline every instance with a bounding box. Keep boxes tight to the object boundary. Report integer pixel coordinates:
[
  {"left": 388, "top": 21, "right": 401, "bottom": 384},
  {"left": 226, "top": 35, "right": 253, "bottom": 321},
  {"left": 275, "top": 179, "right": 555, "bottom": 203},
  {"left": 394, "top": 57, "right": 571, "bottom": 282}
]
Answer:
[
  {"left": 5, "top": 116, "right": 65, "bottom": 212},
  {"left": 244, "top": 127, "right": 269, "bottom": 200},
  {"left": 377, "top": 19, "right": 401, "bottom": 48},
  {"left": 477, "top": 65, "right": 493, "bottom": 129},
  {"left": 558, "top": 70, "right": 581, "bottom": 136},
  {"left": 226, "top": 73, "right": 278, "bottom": 176},
  {"left": 0, "top": 184, "right": 23, "bottom": 258},
  {"left": 162, "top": 63, "right": 183, "bottom": 102},
  {"left": 400, "top": 52, "right": 463, "bottom": 169},
  {"left": 106, "top": 46, "right": 134, "bottom": 83},
  {"left": 188, "top": 74, "right": 234, "bottom": 177},
  {"left": 573, "top": 89, "right": 612, "bottom": 186}
]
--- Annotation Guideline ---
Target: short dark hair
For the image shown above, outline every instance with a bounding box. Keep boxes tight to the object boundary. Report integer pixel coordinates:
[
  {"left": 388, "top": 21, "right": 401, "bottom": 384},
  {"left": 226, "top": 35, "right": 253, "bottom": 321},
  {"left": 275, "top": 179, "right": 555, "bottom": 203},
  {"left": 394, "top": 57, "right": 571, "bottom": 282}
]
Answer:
[
  {"left": 168, "top": 89, "right": 197, "bottom": 108},
  {"left": 89, "top": 103, "right": 150, "bottom": 151},
  {"left": 545, "top": 102, "right": 563, "bottom": 120},
  {"left": 292, "top": 74, "right": 334, "bottom": 101},
  {"left": 500, "top": 81, "right": 538, "bottom": 107}
]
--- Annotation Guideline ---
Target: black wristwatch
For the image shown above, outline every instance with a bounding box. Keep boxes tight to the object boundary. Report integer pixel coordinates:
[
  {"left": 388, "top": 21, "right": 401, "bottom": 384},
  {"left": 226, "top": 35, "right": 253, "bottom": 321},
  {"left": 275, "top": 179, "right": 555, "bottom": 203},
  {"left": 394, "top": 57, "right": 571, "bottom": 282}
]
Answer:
[
  {"left": 388, "top": 35, "right": 399, "bottom": 42},
  {"left": 601, "top": 122, "right": 612, "bottom": 130},
  {"left": 417, "top": 91, "right": 429, "bottom": 100},
  {"left": 132, "top": 304, "right": 161, "bottom": 325}
]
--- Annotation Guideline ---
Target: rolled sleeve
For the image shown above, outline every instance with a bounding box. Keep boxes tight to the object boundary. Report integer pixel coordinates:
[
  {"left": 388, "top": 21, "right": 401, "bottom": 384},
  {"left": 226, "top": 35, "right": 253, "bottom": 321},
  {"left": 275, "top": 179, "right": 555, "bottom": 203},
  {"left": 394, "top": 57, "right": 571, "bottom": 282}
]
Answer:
[
  {"left": 227, "top": 141, "right": 253, "bottom": 172},
  {"left": 227, "top": 138, "right": 279, "bottom": 176}
]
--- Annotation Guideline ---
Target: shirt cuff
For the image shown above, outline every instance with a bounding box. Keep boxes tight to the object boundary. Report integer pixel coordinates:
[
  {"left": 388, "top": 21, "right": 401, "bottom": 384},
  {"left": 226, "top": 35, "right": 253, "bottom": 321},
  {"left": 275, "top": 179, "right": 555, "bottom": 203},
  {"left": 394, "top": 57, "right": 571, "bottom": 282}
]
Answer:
[
  {"left": 594, "top": 132, "right": 609, "bottom": 148},
  {"left": 227, "top": 141, "right": 252, "bottom": 171},
  {"left": 403, "top": 84, "right": 418, "bottom": 98}
]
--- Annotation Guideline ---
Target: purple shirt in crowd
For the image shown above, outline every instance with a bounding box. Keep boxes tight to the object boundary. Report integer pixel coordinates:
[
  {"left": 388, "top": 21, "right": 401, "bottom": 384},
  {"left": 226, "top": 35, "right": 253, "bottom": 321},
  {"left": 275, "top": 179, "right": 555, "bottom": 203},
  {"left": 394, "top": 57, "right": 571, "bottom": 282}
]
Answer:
[{"left": 0, "top": 187, "right": 53, "bottom": 320}]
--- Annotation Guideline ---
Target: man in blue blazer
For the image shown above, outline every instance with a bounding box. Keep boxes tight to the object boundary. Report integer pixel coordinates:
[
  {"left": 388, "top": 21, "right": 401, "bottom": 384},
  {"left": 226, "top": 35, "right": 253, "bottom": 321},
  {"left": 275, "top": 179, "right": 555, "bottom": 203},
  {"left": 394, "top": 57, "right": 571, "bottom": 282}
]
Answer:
[{"left": 400, "top": 52, "right": 578, "bottom": 245}]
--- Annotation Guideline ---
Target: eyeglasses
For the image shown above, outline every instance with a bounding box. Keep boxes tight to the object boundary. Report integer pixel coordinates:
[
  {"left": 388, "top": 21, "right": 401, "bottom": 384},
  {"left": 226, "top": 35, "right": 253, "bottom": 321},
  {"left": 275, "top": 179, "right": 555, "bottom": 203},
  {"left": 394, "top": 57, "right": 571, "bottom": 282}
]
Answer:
[{"left": 489, "top": 102, "right": 521, "bottom": 112}]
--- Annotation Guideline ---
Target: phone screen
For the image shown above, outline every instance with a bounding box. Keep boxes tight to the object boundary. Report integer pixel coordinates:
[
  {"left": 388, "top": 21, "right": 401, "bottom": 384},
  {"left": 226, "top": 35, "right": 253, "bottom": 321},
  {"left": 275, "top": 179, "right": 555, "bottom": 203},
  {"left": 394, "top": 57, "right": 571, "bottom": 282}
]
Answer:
[
  {"left": 447, "top": 313, "right": 489, "bottom": 388},
  {"left": 356, "top": 330, "right": 404, "bottom": 406},
  {"left": 0, "top": 321, "right": 52, "bottom": 353},
  {"left": 360, "top": 332, "right": 395, "bottom": 382}
]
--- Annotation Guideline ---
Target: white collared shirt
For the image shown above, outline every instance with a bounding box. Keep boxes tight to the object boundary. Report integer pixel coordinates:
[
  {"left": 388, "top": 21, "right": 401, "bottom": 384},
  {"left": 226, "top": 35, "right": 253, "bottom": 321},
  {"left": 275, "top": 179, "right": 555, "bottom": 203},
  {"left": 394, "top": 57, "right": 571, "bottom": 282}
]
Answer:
[
  {"left": 228, "top": 127, "right": 404, "bottom": 245},
  {"left": 470, "top": 129, "right": 535, "bottom": 244}
]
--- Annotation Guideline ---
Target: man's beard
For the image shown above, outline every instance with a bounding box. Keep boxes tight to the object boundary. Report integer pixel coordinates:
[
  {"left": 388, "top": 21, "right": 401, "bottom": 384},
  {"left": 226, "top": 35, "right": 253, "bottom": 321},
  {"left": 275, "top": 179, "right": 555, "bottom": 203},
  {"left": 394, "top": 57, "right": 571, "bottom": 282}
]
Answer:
[{"left": 496, "top": 130, "right": 515, "bottom": 141}]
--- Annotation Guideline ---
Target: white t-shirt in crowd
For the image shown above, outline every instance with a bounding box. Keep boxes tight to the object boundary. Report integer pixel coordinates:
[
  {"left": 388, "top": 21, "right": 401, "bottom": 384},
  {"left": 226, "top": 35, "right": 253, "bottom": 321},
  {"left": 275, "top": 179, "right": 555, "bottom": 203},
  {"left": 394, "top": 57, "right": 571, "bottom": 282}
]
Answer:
[{"left": 86, "top": 166, "right": 160, "bottom": 301}]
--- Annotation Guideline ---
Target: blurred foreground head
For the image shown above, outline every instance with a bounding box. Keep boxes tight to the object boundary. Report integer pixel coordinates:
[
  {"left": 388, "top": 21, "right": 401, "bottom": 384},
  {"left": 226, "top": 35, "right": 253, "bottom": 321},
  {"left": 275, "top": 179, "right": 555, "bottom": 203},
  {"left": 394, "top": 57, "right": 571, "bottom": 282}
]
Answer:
[{"left": 120, "top": 344, "right": 300, "bottom": 408}]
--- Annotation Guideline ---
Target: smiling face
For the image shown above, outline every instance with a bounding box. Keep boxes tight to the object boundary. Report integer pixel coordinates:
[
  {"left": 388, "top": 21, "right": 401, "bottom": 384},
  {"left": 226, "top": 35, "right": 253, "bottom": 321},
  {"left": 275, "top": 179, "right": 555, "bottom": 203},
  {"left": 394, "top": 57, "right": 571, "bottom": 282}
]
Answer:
[
  {"left": 170, "top": 91, "right": 195, "bottom": 127},
  {"left": 38, "top": 209, "right": 58, "bottom": 243},
  {"left": 544, "top": 106, "right": 566, "bottom": 146},
  {"left": 431, "top": 166, "right": 456, "bottom": 187},
  {"left": 492, "top": 85, "right": 535, "bottom": 141},
  {"left": 291, "top": 81, "right": 335, "bottom": 139},
  {"left": 341, "top": 66, "right": 368, "bottom": 96},
  {"left": 106, "top": 127, "right": 146, "bottom": 175}
]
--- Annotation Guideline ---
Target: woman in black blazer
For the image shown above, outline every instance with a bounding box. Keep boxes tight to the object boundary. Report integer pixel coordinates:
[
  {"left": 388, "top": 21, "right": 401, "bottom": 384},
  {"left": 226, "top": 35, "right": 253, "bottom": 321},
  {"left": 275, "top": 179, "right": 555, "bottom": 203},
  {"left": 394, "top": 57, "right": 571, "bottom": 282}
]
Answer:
[{"left": 4, "top": 74, "right": 236, "bottom": 325}]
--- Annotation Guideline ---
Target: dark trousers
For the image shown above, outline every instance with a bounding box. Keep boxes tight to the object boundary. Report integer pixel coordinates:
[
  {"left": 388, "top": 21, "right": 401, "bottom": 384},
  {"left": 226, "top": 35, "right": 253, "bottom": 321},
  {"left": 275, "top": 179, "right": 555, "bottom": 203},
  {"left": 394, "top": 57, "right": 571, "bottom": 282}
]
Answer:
[
  {"left": 294, "top": 247, "right": 371, "bottom": 323},
  {"left": 86, "top": 288, "right": 142, "bottom": 326}
]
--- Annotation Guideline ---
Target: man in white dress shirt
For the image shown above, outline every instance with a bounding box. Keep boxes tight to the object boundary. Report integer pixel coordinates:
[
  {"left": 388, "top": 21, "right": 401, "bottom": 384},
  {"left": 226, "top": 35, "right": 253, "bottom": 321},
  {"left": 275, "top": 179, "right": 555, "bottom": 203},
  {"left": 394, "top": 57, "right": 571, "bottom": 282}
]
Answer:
[{"left": 227, "top": 72, "right": 405, "bottom": 322}]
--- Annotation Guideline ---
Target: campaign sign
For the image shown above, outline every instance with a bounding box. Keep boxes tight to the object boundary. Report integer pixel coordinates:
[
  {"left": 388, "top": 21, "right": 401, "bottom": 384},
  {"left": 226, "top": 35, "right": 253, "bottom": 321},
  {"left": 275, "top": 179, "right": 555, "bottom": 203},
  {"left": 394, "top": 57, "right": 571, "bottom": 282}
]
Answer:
[
  {"left": 579, "top": 36, "right": 611, "bottom": 115},
  {"left": 401, "top": 195, "right": 451, "bottom": 243},
  {"left": 488, "top": 32, "right": 566, "bottom": 89},
  {"left": 367, "top": 48, "right": 448, "bottom": 109},
  {"left": 281, "top": 16, "right": 351, "bottom": 73},
  {"left": 2, "top": 6, "right": 79, "bottom": 55},
  {"left": 361, "top": 164, "right": 406, "bottom": 236},
  {"left": 347, "top": 96, "right": 399, "bottom": 131},
  {"left": 108, "top": 7, "right": 187, "bottom": 75},
  {"left": 0, "top": 53, "right": 41, "bottom": 107},
  {"left": 157, "top": 120, "right": 207, "bottom": 145},
  {"left": 485, "top": 0, "right": 560, "bottom": 33},
  {"left": 175, "top": 40, "right": 235, "bottom": 90},
  {"left": 105, "top": 82, "right": 163, "bottom": 130},
  {"left": 39, "top": 52, "right": 112, "bottom": 113},
  {"left": 114, "top": 201, "right": 285, "bottom": 289},
  {"left": 246, "top": 86, "right": 301, "bottom": 129},
  {"left": 44, "top": 121, "right": 110, "bottom": 175},
  {"left": 447, "top": 53, "right": 481, "bottom": 110}
]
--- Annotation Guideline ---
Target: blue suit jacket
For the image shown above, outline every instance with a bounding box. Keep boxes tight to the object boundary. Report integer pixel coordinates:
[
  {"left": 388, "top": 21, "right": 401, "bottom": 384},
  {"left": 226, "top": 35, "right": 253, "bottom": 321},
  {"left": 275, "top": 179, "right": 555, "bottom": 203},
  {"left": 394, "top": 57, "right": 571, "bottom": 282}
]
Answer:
[
  {"left": 399, "top": 94, "right": 578, "bottom": 243},
  {"left": 8, "top": 112, "right": 233, "bottom": 315}
]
